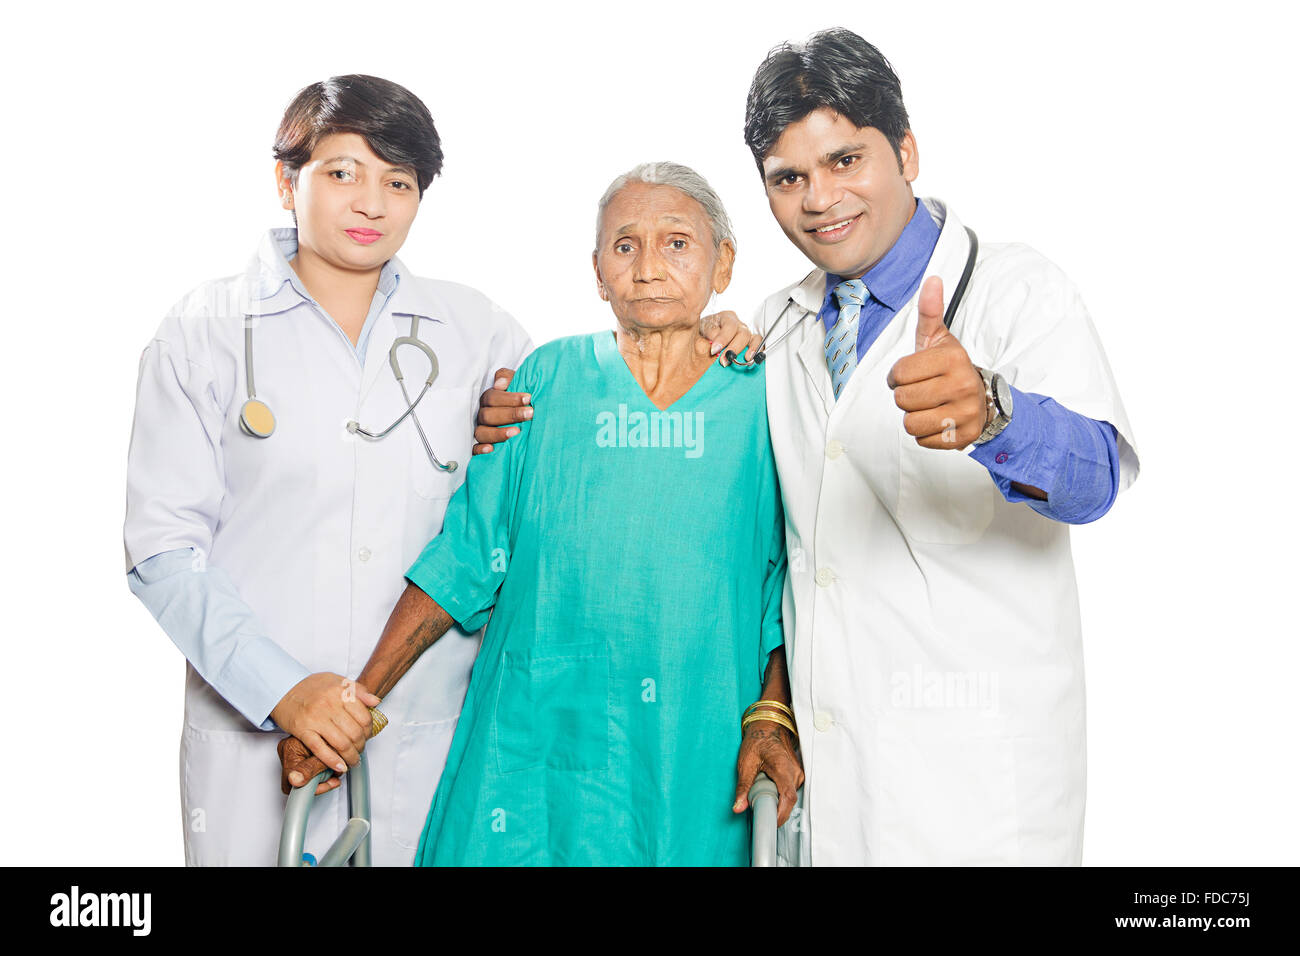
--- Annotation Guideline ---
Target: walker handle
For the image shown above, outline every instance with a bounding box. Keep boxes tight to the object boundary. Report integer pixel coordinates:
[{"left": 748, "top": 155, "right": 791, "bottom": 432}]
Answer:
[
  {"left": 748, "top": 771, "right": 779, "bottom": 867},
  {"left": 277, "top": 750, "right": 372, "bottom": 867}
]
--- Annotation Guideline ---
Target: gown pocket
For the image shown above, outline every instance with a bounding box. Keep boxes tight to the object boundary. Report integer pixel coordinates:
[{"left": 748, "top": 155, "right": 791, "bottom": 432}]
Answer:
[{"left": 494, "top": 641, "right": 611, "bottom": 775}]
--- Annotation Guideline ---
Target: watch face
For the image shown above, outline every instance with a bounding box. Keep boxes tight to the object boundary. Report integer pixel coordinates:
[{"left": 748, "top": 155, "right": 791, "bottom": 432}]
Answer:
[{"left": 994, "top": 374, "right": 1013, "bottom": 418}]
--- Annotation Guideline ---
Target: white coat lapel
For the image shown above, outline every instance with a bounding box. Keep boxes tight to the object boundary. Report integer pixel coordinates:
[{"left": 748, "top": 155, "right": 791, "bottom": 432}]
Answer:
[
  {"left": 359, "top": 268, "right": 446, "bottom": 404},
  {"left": 788, "top": 269, "right": 833, "bottom": 415},
  {"left": 834, "top": 199, "right": 973, "bottom": 411},
  {"left": 913, "top": 199, "right": 974, "bottom": 341},
  {"left": 360, "top": 308, "right": 401, "bottom": 402}
]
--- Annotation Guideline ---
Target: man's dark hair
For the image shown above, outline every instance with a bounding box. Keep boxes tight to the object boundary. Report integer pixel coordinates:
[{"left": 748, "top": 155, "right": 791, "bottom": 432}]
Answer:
[
  {"left": 743, "top": 28, "right": 910, "bottom": 175},
  {"left": 273, "top": 74, "right": 443, "bottom": 198}
]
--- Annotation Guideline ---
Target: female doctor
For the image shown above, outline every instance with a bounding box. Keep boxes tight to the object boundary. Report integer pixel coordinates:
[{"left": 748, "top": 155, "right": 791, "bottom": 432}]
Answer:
[
  {"left": 123, "top": 74, "right": 538, "bottom": 866},
  {"left": 124, "top": 74, "right": 754, "bottom": 866}
]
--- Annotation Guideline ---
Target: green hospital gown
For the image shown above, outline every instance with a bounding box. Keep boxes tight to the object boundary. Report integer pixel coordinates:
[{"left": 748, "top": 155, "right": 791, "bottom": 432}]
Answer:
[{"left": 407, "top": 330, "right": 786, "bottom": 866}]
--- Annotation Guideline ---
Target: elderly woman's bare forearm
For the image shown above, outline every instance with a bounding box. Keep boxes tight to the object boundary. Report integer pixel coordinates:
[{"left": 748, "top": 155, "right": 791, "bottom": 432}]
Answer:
[
  {"left": 356, "top": 582, "right": 456, "bottom": 700},
  {"left": 760, "top": 648, "right": 793, "bottom": 709}
]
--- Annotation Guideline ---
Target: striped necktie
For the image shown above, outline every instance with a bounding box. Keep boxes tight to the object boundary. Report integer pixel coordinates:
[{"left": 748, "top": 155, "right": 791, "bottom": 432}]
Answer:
[{"left": 826, "top": 278, "right": 867, "bottom": 400}]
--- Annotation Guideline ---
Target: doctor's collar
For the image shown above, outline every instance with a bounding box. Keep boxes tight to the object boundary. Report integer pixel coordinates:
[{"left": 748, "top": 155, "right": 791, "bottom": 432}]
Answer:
[
  {"left": 247, "top": 226, "right": 403, "bottom": 315},
  {"left": 789, "top": 268, "right": 828, "bottom": 314}
]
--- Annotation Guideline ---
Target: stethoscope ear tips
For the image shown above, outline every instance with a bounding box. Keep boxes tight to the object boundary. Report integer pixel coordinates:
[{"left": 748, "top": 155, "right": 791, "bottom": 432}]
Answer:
[
  {"left": 240, "top": 399, "right": 276, "bottom": 438},
  {"left": 723, "top": 348, "right": 765, "bottom": 368}
]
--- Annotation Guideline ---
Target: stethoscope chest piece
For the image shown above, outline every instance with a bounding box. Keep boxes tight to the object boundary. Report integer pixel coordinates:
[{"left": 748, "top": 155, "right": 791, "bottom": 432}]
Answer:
[{"left": 240, "top": 398, "right": 277, "bottom": 438}]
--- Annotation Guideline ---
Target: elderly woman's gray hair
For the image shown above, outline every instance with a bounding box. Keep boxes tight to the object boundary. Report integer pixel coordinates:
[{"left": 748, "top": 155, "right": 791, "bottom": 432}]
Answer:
[{"left": 595, "top": 161, "right": 735, "bottom": 252}]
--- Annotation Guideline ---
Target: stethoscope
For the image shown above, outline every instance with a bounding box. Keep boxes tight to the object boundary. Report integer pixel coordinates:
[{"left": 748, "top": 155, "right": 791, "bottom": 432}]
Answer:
[
  {"left": 729, "top": 227, "right": 980, "bottom": 366},
  {"left": 238, "top": 312, "right": 459, "bottom": 473}
]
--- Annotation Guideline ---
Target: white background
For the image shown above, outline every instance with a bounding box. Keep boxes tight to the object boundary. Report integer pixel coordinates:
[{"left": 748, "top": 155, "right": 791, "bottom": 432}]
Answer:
[{"left": 1, "top": 0, "right": 1296, "bottom": 865}]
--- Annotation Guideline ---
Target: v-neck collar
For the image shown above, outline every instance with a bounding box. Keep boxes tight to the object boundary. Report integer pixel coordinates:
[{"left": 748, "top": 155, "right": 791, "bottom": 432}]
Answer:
[{"left": 593, "top": 330, "right": 721, "bottom": 412}]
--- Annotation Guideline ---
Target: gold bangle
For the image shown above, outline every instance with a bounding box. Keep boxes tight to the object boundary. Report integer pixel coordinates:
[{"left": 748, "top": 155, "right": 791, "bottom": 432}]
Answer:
[
  {"left": 369, "top": 706, "right": 388, "bottom": 738},
  {"left": 742, "top": 711, "right": 798, "bottom": 737},
  {"left": 742, "top": 712, "right": 794, "bottom": 732},
  {"left": 744, "top": 699, "right": 794, "bottom": 720},
  {"left": 743, "top": 707, "right": 793, "bottom": 724},
  {"left": 742, "top": 714, "right": 797, "bottom": 738}
]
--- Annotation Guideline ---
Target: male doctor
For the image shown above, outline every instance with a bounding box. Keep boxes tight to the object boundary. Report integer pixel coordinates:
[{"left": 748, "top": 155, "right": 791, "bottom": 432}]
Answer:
[{"left": 742, "top": 28, "right": 1138, "bottom": 865}]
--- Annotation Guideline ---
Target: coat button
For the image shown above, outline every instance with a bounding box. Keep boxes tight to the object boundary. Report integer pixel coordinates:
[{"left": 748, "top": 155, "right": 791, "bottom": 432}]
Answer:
[
  {"left": 813, "top": 711, "right": 833, "bottom": 732},
  {"left": 815, "top": 567, "right": 835, "bottom": 587},
  {"left": 357, "top": 547, "right": 371, "bottom": 562},
  {"left": 826, "top": 439, "right": 844, "bottom": 460}
]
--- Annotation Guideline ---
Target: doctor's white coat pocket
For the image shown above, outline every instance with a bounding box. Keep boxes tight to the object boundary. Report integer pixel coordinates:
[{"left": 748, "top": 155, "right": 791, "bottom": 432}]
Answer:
[
  {"left": 409, "top": 385, "right": 474, "bottom": 499},
  {"left": 390, "top": 716, "right": 459, "bottom": 850},
  {"left": 876, "top": 715, "right": 1020, "bottom": 865},
  {"left": 896, "top": 433, "right": 997, "bottom": 545},
  {"left": 179, "top": 723, "right": 286, "bottom": 866}
]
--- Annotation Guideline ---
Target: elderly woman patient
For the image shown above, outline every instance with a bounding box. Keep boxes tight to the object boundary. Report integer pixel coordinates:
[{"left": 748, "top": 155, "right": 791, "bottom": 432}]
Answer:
[{"left": 279, "top": 162, "right": 802, "bottom": 865}]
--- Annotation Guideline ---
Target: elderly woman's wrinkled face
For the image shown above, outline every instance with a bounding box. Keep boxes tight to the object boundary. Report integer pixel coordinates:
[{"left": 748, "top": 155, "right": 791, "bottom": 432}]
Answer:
[{"left": 593, "top": 182, "right": 734, "bottom": 331}]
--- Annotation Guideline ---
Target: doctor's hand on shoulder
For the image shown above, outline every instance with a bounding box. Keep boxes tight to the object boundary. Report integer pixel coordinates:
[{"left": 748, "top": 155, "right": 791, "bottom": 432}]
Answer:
[
  {"left": 886, "top": 276, "right": 989, "bottom": 451},
  {"left": 470, "top": 311, "right": 760, "bottom": 454},
  {"left": 270, "top": 673, "right": 381, "bottom": 788}
]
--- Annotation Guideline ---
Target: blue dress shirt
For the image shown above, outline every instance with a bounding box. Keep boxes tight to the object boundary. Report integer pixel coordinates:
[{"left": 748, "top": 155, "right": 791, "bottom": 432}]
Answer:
[{"left": 818, "top": 201, "right": 1120, "bottom": 524}]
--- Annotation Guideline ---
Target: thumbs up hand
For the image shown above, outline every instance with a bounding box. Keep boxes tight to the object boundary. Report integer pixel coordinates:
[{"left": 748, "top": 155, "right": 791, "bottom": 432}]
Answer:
[{"left": 885, "top": 276, "right": 989, "bottom": 449}]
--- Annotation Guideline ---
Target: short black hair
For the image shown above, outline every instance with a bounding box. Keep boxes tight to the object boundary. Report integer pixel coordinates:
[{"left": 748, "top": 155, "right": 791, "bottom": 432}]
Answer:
[
  {"left": 273, "top": 74, "right": 442, "bottom": 198},
  {"left": 744, "top": 28, "right": 910, "bottom": 175}
]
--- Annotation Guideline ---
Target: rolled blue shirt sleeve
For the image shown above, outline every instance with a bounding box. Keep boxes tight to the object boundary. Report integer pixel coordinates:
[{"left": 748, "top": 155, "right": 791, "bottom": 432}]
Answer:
[
  {"left": 127, "top": 548, "right": 310, "bottom": 730},
  {"left": 969, "top": 385, "right": 1120, "bottom": 525}
]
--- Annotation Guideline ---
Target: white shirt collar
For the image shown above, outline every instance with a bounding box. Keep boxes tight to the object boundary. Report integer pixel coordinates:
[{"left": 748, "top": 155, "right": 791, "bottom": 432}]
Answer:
[{"left": 247, "top": 227, "right": 404, "bottom": 315}]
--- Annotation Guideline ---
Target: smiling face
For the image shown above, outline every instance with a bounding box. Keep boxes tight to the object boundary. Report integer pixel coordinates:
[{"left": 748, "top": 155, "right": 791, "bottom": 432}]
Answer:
[
  {"left": 276, "top": 130, "right": 420, "bottom": 274},
  {"left": 593, "top": 182, "right": 734, "bottom": 333},
  {"left": 762, "top": 107, "right": 918, "bottom": 279}
]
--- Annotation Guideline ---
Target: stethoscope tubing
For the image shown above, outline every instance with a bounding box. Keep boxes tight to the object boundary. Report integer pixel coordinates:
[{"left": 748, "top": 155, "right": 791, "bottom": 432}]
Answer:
[
  {"left": 346, "top": 377, "right": 432, "bottom": 440},
  {"left": 240, "top": 311, "right": 458, "bottom": 472}
]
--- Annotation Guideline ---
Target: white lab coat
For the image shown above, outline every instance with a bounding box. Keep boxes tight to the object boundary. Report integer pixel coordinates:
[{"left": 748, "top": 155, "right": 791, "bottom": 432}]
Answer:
[
  {"left": 124, "top": 230, "right": 532, "bottom": 865},
  {"left": 762, "top": 199, "right": 1138, "bottom": 866}
]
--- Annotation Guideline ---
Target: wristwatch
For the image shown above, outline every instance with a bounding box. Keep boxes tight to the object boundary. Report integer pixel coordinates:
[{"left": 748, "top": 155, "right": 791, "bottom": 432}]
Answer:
[{"left": 972, "top": 366, "right": 1014, "bottom": 445}]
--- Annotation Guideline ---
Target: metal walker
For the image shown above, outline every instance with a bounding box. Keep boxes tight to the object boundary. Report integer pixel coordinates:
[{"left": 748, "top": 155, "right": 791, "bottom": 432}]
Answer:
[
  {"left": 277, "top": 751, "right": 372, "bottom": 867},
  {"left": 278, "top": 757, "right": 780, "bottom": 867}
]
